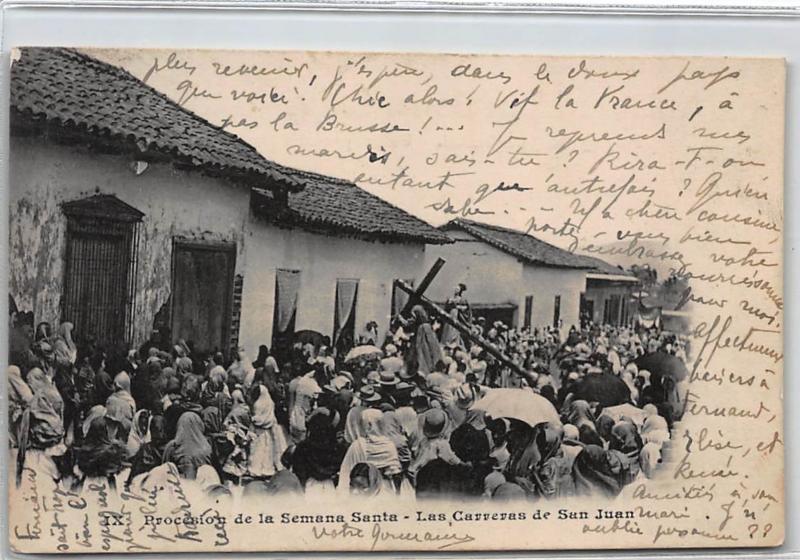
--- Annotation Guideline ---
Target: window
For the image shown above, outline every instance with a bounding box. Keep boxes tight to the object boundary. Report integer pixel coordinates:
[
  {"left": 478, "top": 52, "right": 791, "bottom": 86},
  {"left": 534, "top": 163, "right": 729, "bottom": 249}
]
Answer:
[
  {"left": 523, "top": 295, "right": 534, "bottom": 329},
  {"left": 333, "top": 279, "right": 359, "bottom": 357},
  {"left": 272, "top": 269, "right": 301, "bottom": 355},
  {"left": 61, "top": 194, "right": 143, "bottom": 347},
  {"left": 552, "top": 295, "right": 561, "bottom": 328}
]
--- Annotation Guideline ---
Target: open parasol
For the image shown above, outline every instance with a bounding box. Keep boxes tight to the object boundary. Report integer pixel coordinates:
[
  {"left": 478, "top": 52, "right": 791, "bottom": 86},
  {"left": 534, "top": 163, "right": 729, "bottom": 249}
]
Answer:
[
  {"left": 572, "top": 373, "right": 631, "bottom": 408},
  {"left": 344, "top": 345, "right": 383, "bottom": 363},
  {"left": 601, "top": 403, "right": 647, "bottom": 427},
  {"left": 471, "top": 388, "right": 560, "bottom": 426},
  {"left": 634, "top": 352, "right": 689, "bottom": 382}
]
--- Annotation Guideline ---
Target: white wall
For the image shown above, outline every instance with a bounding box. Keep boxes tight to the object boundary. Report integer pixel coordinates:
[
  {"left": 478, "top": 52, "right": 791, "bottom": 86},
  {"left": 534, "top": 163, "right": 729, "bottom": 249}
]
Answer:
[
  {"left": 10, "top": 137, "right": 428, "bottom": 356},
  {"left": 9, "top": 138, "right": 251, "bottom": 345},
  {"left": 424, "top": 229, "right": 586, "bottom": 336},
  {"left": 238, "top": 224, "right": 426, "bottom": 358},
  {"left": 520, "top": 264, "right": 585, "bottom": 335},
  {"left": 424, "top": 229, "right": 524, "bottom": 306}
]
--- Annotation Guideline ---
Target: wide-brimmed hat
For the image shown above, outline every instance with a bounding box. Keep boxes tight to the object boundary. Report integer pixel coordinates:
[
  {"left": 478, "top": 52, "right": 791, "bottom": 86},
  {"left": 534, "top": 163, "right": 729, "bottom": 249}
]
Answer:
[
  {"left": 379, "top": 371, "right": 399, "bottom": 386},
  {"left": 425, "top": 384, "right": 447, "bottom": 403},
  {"left": 422, "top": 408, "right": 449, "bottom": 438},
  {"left": 395, "top": 381, "right": 415, "bottom": 393},
  {"left": 358, "top": 384, "right": 381, "bottom": 403}
]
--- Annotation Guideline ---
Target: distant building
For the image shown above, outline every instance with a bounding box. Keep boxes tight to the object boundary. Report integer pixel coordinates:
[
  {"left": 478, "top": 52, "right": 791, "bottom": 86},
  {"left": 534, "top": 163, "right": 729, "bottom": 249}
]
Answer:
[
  {"left": 579, "top": 256, "right": 640, "bottom": 327},
  {"left": 424, "top": 219, "right": 638, "bottom": 335},
  {"left": 9, "top": 47, "right": 450, "bottom": 361}
]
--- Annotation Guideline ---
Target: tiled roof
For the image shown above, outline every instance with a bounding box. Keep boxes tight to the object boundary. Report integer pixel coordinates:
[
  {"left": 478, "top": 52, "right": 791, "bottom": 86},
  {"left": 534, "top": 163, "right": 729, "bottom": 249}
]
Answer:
[
  {"left": 252, "top": 172, "right": 452, "bottom": 244},
  {"left": 446, "top": 218, "right": 627, "bottom": 271},
  {"left": 10, "top": 47, "right": 308, "bottom": 191},
  {"left": 12, "top": 47, "right": 451, "bottom": 245},
  {"left": 580, "top": 254, "right": 636, "bottom": 277}
]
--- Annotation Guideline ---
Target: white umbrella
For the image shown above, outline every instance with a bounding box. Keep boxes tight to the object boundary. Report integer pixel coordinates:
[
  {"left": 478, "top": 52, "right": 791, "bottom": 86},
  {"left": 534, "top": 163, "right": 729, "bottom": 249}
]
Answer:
[
  {"left": 471, "top": 388, "right": 560, "bottom": 426},
  {"left": 344, "top": 345, "right": 383, "bottom": 363},
  {"left": 602, "top": 403, "right": 646, "bottom": 427}
]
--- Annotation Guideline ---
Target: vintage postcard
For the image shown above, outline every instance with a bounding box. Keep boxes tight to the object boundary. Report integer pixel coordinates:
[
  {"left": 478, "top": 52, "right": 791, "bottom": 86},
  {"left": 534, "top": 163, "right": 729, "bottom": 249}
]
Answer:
[{"left": 6, "top": 47, "right": 784, "bottom": 552}]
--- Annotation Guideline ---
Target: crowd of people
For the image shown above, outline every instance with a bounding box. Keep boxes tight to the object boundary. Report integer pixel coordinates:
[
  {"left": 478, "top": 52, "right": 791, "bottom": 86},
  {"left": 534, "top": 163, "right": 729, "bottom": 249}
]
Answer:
[{"left": 7, "top": 289, "right": 690, "bottom": 503}]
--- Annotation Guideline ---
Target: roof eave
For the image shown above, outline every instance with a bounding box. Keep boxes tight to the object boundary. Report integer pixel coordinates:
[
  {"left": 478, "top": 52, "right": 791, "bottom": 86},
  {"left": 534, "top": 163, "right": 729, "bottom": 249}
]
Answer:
[
  {"left": 250, "top": 191, "right": 449, "bottom": 245},
  {"left": 586, "top": 272, "right": 639, "bottom": 282},
  {"left": 10, "top": 109, "right": 303, "bottom": 193}
]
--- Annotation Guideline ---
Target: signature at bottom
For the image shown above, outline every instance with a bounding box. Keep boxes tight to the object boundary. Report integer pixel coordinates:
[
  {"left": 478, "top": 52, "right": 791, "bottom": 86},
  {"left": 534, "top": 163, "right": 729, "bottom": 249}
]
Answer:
[{"left": 312, "top": 522, "right": 475, "bottom": 550}]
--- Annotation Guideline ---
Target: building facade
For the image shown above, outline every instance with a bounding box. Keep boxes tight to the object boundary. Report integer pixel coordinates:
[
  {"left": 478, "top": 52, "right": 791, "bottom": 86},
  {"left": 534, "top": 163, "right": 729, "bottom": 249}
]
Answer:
[
  {"left": 424, "top": 220, "right": 591, "bottom": 335},
  {"left": 424, "top": 219, "right": 639, "bottom": 335},
  {"left": 9, "top": 47, "right": 449, "bottom": 362},
  {"left": 582, "top": 275, "right": 639, "bottom": 327}
]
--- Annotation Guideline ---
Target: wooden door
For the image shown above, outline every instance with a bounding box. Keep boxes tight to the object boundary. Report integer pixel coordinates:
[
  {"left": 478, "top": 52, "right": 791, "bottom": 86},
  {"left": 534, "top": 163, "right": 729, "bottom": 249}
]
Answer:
[
  {"left": 171, "top": 240, "right": 235, "bottom": 357},
  {"left": 63, "top": 218, "right": 135, "bottom": 347}
]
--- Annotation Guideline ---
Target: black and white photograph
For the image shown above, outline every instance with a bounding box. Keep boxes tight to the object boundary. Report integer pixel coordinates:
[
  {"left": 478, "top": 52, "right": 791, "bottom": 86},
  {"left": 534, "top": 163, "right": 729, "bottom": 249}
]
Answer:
[{"left": 6, "top": 46, "right": 784, "bottom": 552}]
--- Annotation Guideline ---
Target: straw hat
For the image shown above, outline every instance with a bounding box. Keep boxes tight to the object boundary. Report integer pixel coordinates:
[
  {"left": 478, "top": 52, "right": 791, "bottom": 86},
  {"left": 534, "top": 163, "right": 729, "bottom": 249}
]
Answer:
[
  {"left": 422, "top": 408, "right": 449, "bottom": 438},
  {"left": 379, "top": 371, "right": 400, "bottom": 387},
  {"left": 358, "top": 384, "right": 381, "bottom": 403}
]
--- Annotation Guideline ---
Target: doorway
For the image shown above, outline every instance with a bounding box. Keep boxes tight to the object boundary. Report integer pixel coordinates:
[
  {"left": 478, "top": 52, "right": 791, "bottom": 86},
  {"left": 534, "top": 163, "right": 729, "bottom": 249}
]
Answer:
[
  {"left": 61, "top": 194, "right": 143, "bottom": 347},
  {"left": 170, "top": 239, "right": 236, "bottom": 358}
]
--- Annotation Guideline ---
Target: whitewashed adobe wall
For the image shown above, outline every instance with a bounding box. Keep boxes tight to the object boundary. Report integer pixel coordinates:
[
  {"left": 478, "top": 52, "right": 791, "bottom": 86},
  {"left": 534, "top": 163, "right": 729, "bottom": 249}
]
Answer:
[
  {"left": 10, "top": 137, "right": 429, "bottom": 358},
  {"left": 424, "top": 229, "right": 586, "bottom": 335},
  {"left": 238, "top": 224, "right": 426, "bottom": 358},
  {"left": 9, "top": 138, "right": 250, "bottom": 346},
  {"left": 424, "top": 229, "right": 525, "bottom": 310},
  {"left": 520, "top": 264, "right": 585, "bottom": 335}
]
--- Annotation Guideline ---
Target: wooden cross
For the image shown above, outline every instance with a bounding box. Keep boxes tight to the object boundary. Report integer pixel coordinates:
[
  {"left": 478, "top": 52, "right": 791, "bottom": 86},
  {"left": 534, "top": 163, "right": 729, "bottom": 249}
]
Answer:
[
  {"left": 393, "top": 258, "right": 535, "bottom": 384},
  {"left": 399, "top": 257, "right": 446, "bottom": 317}
]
